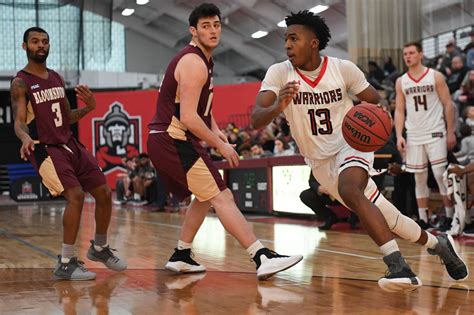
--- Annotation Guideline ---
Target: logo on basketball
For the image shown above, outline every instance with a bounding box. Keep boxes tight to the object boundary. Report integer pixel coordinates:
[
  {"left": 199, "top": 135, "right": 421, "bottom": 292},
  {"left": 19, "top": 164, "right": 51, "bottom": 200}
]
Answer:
[
  {"left": 353, "top": 111, "right": 375, "bottom": 127},
  {"left": 343, "top": 120, "right": 371, "bottom": 144},
  {"left": 92, "top": 102, "right": 141, "bottom": 173}
]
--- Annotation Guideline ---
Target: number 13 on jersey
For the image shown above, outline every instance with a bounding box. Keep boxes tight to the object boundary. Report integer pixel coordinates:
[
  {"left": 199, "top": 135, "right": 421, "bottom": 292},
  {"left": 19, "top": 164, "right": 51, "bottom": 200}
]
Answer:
[{"left": 307, "top": 108, "right": 333, "bottom": 135}]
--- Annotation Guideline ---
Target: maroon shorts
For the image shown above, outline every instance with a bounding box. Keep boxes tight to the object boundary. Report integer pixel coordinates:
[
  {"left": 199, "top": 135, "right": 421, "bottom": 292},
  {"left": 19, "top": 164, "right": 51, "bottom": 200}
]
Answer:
[
  {"left": 29, "top": 137, "right": 106, "bottom": 196},
  {"left": 147, "top": 132, "right": 226, "bottom": 201}
]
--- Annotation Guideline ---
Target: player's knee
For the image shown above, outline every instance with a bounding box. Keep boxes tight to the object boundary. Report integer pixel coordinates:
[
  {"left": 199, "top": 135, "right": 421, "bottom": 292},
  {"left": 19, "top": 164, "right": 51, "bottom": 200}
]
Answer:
[
  {"left": 211, "top": 189, "right": 235, "bottom": 208},
  {"left": 338, "top": 182, "right": 364, "bottom": 210},
  {"left": 64, "top": 187, "right": 85, "bottom": 204}
]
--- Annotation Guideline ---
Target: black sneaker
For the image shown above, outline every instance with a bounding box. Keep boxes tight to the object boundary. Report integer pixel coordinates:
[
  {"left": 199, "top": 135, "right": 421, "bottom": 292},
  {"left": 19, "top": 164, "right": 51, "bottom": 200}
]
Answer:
[
  {"left": 416, "top": 219, "right": 432, "bottom": 230},
  {"left": 378, "top": 252, "right": 421, "bottom": 292},
  {"left": 427, "top": 233, "right": 469, "bottom": 281},
  {"left": 319, "top": 213, "right": 338, "bottom": 230},
  {"left": 165, "top": 248, "right": 206, "bottom": 273},
  {"left": 53, "top": 256, "right": 96, "bottom": 281},
  {"left": 438, "top": 217, "right": 453, "bottom": 232},
  {"left": 252, "top": 248, "right": 303, "bottom": 280}
]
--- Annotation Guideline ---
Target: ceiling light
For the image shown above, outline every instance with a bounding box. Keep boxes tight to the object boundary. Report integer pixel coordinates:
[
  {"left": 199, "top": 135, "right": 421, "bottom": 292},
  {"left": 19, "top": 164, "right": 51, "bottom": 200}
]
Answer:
[
  {"left": 277, "top": 20, "right": 286, "bottom": 28},
  {"left": 309, "top": 5, "right": 329, "bottom": 14},
  {"left": 121, "top": 8, "right": 135, "bottom": 16},
  {"left": 136, "top": 0, "right": 149, "bottom": 4},
  {"left": 251, "top": 30, "right": 268, "bottom": 39}
]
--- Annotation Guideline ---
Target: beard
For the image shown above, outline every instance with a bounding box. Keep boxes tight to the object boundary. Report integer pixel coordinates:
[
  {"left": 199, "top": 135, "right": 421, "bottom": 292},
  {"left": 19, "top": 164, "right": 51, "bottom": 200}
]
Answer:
[{"left": 26, "top": 47, "right": 49, "bottom": 63}]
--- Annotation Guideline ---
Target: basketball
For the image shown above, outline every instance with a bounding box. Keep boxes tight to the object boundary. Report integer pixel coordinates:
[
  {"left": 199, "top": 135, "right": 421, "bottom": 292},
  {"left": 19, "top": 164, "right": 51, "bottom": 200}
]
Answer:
[{"left": 342, "top": 103, "right": 392, "bottom": 152}]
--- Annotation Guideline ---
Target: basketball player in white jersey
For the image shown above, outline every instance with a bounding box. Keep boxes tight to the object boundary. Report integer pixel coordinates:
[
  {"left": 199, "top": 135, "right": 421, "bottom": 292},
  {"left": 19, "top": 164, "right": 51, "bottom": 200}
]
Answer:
[
  {"left": 252, "top": 10, "right": 468, "bottom": 292},
  {"left": 395, "top": 42, "right": 456, "bottom": 229}
]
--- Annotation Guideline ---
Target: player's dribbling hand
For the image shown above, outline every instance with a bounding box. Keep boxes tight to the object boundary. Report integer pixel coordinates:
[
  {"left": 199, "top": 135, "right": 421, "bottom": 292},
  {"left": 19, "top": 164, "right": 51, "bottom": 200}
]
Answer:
[
  {"left": 277, "top": 80, "right": 299, "bottom": 111},
  {"left": 75, "top": 85, "right": 96, "bottom": 110},
  {"left": 397, "top": 137, "right": 406, "bottom": 153},
  {"left": 218, "top": 142, "right": 239, "bottom": 168},
  {"left": 20, "top": 136, "right": 35, "bottom": 161}
]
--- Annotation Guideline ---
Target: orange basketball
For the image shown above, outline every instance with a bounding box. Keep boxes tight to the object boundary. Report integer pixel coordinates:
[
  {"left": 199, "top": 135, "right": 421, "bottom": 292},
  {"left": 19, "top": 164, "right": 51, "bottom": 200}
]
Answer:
[{"left": 342, "top": 103, "right": 392, "bottom": 152}]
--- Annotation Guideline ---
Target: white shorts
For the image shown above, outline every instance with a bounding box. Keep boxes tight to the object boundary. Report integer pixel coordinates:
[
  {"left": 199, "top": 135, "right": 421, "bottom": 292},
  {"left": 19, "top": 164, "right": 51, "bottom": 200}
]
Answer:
[
  {"left": 304, "top": 144, "right": 381, "bottom": 209},
  {"left": 406, "top": 137, "right": 447, "bottom": 173}
]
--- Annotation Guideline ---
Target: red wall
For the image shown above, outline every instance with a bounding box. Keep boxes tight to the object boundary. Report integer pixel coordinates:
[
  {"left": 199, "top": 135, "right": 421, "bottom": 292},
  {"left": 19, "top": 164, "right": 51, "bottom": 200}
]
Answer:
[{"left": 78, "top": 82, "right": 261, "bottom": 188}]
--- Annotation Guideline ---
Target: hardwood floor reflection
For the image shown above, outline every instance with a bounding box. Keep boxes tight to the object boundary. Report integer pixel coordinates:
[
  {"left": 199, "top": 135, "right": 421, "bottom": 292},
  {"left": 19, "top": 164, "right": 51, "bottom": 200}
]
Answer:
[{"left": 0, "top": 200, "right": 473, "bottom": 314}]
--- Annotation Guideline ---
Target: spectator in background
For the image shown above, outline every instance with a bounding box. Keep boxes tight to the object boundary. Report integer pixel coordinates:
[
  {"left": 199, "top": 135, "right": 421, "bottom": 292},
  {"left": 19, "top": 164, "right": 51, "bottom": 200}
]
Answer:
[
  {"left": 458, "top": 70, "right": 474, "bottom": 109},
  {"left": 383, "top": 57, "right": 397, "bottom": 76},
  {"left": 130, "top": 153, "right": 156, "bottom": 206},
  {"left": 447, "top": 56, "right": 469, "bottom": 95},
  {"left": 454, "top": 124, "right": 474, "bottom": 164},
  {"left": 464, "top": 106, "right": 474, "bottom": 134},
  {"left": 368, "top": 60, "right": 386, "bottom": 89},
  {"left": 259, "top": 128, "right": 276, "bottom": 153},
  {"left": 238, "top": 143, "right": 252, "bottom": 159},
  {"left": 439, "top": 42, "right": 463, "bottom": 76},
  {"left": 114, "top": 157, "right": 136, "bottom": 205},
  {"left": 250, "top": 143, "right": 272, "bottom": 158},
  {"left": 273, "top": 137, "right": 295, "bottom": 156},
  {"left": 463, "top": 30, "right": 474, "bottom": 70}
]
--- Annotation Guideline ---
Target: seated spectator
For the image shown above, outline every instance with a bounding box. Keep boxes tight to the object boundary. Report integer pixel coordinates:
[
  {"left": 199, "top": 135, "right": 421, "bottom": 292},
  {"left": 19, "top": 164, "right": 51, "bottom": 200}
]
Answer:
[
  {"left": 114, "top": 157, "right": 136, "bottom": 205},
  {"left": 250, "top": 143, "right": 272, "bottom": 158},
  {"left": 464, "top": 106, "right": 474, "bottom": 134},
  {"left": 383, "top": 56, "right": 397, "bottom": 76},
  {"left": 457, "top": 70, "right": 474, "bottom": 111},
  {"left": 273, "top": 137, "right": 295, "bottom": 156},
  {"left": 368, "top": 60, "right": 385, "bottom": 89},
  {"left": 454, "top": 124, "right": 474, "bottom": 165},
  {"left": 447, "top": 56, "right": 469, "bottom": 95},
  {"left": 238, "top": 143, "right": 252, "bottom": 159},
  {"left": 130, "top": 153, "right": 156, "bottom": 205}
]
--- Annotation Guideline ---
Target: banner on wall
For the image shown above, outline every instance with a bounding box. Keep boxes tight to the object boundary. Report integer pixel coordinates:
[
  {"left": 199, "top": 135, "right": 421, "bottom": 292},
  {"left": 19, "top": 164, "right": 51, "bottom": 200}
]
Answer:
[{"left": 78, "top": 90, "right": 158, "bottom": 188}]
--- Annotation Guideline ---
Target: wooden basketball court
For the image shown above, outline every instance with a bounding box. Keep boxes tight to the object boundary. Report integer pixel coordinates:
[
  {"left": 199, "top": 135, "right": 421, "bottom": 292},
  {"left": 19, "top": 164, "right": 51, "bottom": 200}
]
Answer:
[{"left": 1, "top": 199, "right": 473, "bottom": 314}]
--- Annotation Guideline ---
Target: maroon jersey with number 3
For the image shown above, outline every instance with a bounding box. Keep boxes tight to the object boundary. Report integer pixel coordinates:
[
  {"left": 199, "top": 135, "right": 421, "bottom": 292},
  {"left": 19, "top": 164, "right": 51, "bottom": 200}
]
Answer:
[{"left": 14, "top": 69, "right": 72, "bottom": 145}]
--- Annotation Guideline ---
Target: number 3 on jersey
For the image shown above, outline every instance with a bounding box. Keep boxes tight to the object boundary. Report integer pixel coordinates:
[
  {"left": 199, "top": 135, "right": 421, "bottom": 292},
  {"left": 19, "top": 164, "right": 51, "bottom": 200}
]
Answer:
[
  {"left": 51, "top": 102, "right": 63, "bottom": 127},
  {"left": 307, "top": 108, "right": 333, "bottom": 135}
]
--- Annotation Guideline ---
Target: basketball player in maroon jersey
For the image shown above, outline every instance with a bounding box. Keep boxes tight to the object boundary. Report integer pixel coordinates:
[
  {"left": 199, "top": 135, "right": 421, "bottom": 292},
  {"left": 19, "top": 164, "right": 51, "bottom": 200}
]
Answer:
[
  {"left": 147, "top": 3, "right": 302, "bottom": 280},
  {"left": 252, "top": 11, "right": 467, "bottom": 291},
  {"left": 11, "top": 27, "right": 127, "bottom": 280}
]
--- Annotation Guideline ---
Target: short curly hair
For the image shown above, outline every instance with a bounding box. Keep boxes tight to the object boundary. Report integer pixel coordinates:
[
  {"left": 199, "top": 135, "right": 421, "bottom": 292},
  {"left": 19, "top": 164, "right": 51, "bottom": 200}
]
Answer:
[{"left": 285, "top": 10, "right": 331, "bottom": 51}]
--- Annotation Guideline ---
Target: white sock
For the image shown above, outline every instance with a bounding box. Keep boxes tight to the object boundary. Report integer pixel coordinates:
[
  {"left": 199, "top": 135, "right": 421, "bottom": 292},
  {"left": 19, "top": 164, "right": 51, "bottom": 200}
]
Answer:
[
  {"left": 418, "top": 207, "right": 428, "bottom": 223},
  {"left": 177, "top": 240, "right": 192, "bottom": 250},
  {"left": 379, "top": 239, "right": 399, "bottom": 257},
  {"left": 445, "top": 207, "right": 454, "bottom": 218},
  {"left": 134, "top": 193, "right": 141, "bottom": 200},
  {"left": 424, "top": 232, "right": 439, "bottom": 250},
  {"left": 246, "top": 240, "right": 264, "bottom": 258}
]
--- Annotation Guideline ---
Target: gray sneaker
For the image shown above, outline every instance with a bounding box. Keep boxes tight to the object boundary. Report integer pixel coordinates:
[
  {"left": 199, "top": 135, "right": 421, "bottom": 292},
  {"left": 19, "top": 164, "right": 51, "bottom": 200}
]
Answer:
[
  {"left": 53, "top": 256, "right": 96, "bottom": 281},
  {"left": 427, "top": 233, "right": 469, "bottom": 281},
  {"left": 378, "top": 251, "right": 421, "bottom": 292},
  {"left": 87, "top": 240, "right": 128, "bottom": 271}
]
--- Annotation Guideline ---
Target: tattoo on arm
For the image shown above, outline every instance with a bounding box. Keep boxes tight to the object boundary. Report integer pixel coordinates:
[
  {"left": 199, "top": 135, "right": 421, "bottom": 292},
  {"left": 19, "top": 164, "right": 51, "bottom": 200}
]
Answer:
[{"left": 11, "top": 78, "right": 30, "bottom": 139}]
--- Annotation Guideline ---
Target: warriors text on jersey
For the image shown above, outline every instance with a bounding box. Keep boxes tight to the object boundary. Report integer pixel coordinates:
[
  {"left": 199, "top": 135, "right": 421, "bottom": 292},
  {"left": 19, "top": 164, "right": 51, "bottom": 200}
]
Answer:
[
  {"left": 260, "top": 56, "right": 369, "bottom": 159},
  {"left": 14, "top": 69, "right": 71, "bottom": 145},
  {"left": 148, "top": 43, "right": 214, "bottom": 141},
  {"left": 401, "top": 67, "right": 445, "bottom": 144}
]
